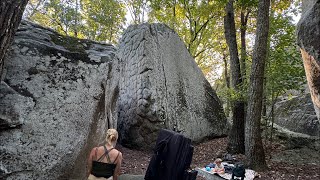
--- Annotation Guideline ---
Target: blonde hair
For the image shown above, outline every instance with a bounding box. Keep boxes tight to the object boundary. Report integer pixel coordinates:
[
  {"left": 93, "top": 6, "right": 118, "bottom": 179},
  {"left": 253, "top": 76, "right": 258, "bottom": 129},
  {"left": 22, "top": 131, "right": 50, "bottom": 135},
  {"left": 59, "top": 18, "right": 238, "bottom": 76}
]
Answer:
[
  {"left": 214, "top": 158, "right": 222, "bottom": 163},
  {"left": 106, "top": 129, "right": 118, "bottom": 146}
]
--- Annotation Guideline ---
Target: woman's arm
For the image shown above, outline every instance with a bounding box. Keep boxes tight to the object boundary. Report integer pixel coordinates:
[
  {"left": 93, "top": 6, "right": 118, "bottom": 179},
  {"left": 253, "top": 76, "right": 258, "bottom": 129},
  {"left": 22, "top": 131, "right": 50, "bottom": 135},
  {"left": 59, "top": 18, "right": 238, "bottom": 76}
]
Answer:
[
  {"left": 217, "top": 167, "right": 225, "bottom": 174},
  {"left": 113, "top": 152, "right": 123, "bottom": 180},
  {"left": 213, "top": 166, "right": 225, "bottom": 173},
  {"left": 87, "top": 148, "right": 95, "bottom": 178}
]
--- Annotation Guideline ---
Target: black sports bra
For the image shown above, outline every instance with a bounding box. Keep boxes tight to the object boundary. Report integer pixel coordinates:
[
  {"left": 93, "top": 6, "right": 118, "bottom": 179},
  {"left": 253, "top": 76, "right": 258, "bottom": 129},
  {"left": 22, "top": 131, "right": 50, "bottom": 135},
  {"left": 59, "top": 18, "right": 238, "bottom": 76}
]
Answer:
[{"left": 91, "top": 146, "right": 120, "bottom": 178}]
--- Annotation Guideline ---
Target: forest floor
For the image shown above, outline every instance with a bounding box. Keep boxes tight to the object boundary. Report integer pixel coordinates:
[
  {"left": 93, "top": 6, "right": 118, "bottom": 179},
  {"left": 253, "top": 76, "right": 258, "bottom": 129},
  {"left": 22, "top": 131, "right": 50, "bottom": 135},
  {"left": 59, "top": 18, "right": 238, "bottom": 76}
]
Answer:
[{"left": 117, "top": 137, "right": 320, "bottom": 180}]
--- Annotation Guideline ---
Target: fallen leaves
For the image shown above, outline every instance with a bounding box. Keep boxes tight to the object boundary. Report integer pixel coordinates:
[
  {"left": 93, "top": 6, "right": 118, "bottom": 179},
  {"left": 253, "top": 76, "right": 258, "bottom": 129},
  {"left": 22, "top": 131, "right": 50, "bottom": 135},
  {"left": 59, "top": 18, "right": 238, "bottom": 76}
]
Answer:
[{"left": 117, "top": 137, "right": 320, "bottom": 179}]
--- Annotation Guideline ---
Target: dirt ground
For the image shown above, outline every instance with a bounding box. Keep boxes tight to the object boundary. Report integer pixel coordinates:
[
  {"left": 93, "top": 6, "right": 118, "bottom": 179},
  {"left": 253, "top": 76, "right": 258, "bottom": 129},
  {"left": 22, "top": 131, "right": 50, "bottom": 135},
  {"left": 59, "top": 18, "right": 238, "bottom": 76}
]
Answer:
[{"left": 117, "top": 137, "right": 320, "bottom": 179}]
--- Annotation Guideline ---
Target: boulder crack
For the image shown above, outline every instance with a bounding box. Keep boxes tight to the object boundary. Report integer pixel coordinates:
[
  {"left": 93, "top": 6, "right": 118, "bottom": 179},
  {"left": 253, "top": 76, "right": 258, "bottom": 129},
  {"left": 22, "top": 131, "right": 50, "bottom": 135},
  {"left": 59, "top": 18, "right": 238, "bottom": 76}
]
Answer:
[
  {"left": 139, "top": 67, "right": 153, "bottom": 74},
  {"left": 4, "top": 79, "right": 36, "bottom": 104}
]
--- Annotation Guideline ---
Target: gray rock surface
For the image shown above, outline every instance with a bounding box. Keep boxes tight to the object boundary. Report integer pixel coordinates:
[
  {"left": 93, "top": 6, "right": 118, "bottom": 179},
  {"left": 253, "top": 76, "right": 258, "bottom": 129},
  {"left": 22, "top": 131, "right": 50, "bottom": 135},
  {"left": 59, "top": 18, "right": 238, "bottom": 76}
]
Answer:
[
  {"left": 0, "top": 81, "right": 34, "bottom": 129},
  {"left": 0, "top": 21, "right": 228, "bottom": 179},
  {"left": 297, "top": 0, "right": 320, "bottom": 122},
  {"left": 111, "top": 24, "right": 227, "bottom": 148},
  {"left": 274, "top": 94, "right": 319, "bottom": 136},
  {"left": 0, "top": 21, "right": 114, "bottom": 179},
  {"left": 271, "top": 123, "right": 320, "bottom": 150}
]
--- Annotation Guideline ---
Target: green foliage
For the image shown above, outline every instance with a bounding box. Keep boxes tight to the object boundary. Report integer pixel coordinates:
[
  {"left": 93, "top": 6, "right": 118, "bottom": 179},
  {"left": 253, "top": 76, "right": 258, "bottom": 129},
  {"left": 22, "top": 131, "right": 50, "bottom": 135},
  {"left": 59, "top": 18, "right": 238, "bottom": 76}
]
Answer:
[
  {"left": 124, "top": 0, "right": 149, "bottom": 24},
  {"left": 266, "top": 5, "right": 306, "bottom": 104},
  {"left": 217, "top": 86, "right": 245, "bottom": 103},
  {"left": 148, "top": 0, "right": 227, "bottom": 74},
  {"left": 26, "top": 0, "right": 126, "bottom": 43},
  {"left": 81, "top": 0, "right": 126, "bottom": 43},
  {"left": 29, "top": 0, "right": 81, "bottom": 36},
  {"left": 213, "top": 0, "right": 304, "bottom": 117}
]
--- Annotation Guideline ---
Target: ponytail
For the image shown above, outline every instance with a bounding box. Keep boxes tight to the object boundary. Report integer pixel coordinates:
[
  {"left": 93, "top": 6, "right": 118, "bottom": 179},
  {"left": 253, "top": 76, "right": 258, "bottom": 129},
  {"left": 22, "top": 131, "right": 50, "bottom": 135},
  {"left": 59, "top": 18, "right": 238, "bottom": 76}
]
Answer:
[{"left": 105, "top": 129, "right": 118, "bottom": 146}]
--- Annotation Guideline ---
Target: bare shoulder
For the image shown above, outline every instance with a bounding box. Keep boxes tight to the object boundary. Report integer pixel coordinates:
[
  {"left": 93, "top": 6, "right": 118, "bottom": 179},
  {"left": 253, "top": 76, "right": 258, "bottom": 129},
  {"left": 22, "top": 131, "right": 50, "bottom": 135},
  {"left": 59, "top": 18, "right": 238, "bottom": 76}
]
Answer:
[
  {"left": 111, "top": 149, "right": 122, "bottom": 157},
  {"left": 90, "top": 147, "right": 98, "bottom": 155},
  {"left": 115, "top": 150, "right": 123, "bottom": 162},
  {"left": 110, "top": 148, "right": 121, "bottom": 154},
  {"left": 117, "top": 151, "right": 123, "bottom": 158}
]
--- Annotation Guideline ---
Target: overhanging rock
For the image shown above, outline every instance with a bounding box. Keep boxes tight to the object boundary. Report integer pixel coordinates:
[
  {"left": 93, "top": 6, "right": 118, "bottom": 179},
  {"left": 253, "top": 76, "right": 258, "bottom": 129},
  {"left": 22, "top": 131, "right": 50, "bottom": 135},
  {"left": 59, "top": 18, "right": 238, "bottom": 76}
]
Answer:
[{"left": 297, "top": 0, "right": 320, "bottom": 124}]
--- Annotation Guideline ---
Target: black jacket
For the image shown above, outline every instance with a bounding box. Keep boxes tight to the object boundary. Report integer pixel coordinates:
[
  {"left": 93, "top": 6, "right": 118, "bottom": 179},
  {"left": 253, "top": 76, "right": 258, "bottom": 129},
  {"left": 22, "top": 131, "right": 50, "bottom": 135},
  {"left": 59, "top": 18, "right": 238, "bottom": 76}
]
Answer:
[{"left": 145, "top": 129, "right": 194, "bottom": 180}]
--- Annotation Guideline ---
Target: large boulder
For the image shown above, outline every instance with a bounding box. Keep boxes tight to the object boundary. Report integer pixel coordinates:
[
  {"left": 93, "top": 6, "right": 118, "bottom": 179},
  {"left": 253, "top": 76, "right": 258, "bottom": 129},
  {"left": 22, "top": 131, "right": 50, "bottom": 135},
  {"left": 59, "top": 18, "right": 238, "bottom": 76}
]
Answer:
[
  {"left": 274, "top": 94, "right": 319, "bottom": 136},
  {"left": 0, "top": 21, "right": 114, "bottom": 179},
  {"left": 271, "top": 123, "right": 320, "bottom": 150},
  {"left": 109, "top": 24, "right": 227, "bottom": 148},
  {"left": 297, "top": 0, "right": 320, "bottom": 122}
]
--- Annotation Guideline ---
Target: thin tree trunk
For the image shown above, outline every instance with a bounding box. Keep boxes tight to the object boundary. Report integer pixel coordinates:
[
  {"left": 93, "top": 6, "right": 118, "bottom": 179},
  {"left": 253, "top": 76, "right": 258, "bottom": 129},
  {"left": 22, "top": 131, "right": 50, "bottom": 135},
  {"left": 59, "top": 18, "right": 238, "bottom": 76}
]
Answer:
[
  {"left": 270, "top": 93, "right": 275, "bottom": 142},
  {"left": 269, "top": 91, "right": 279, "bottom": 145},
  {"left": 224, "top": 0, "right": 245, "bottom": 154},
  {"left": 74, "top": 0, "right": 78, "bottom": 37},
  {"left": 240, "top": 9, "right": 250, "bottom": 80},
  {"left": 245, "top": 0, "right": 270, "bottom": 171},
  {"left": 0, "top": 0, "right": 29, "bottom": 81},
  {"left": 223, "top": 51, "right": 231, "bottom": 117},
  {"left": 172, "top": 0, "right": 176, "bottom": 30},
  {"left": 223, "top": 52, "right": 230, "bottom": 88}
]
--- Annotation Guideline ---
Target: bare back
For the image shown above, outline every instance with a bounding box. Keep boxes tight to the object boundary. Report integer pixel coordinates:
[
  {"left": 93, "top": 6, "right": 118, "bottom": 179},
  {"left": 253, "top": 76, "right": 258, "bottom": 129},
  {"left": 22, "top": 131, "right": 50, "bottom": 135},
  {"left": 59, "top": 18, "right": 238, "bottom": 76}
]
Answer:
[{"left": 94, "top": 146, "right": 121, "bottom": 164}]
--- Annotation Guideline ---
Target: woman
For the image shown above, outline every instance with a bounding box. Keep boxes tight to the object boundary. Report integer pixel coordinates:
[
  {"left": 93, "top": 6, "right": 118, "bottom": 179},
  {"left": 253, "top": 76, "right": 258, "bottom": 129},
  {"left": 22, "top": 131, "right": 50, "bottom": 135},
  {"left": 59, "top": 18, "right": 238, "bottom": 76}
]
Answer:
[
  {"left": 87, "top": 129, "right": 123, "bottom": 180},
  {"left": 212, "top": 158, "right": 225, "bottom": 174}
]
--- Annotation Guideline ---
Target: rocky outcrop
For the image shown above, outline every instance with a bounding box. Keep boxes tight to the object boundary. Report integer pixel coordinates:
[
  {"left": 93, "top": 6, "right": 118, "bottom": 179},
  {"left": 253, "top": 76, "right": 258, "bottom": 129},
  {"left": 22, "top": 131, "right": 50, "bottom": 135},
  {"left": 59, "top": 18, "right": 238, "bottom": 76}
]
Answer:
[
  {"left": 109, "top": 24, "right": 227, "bottom": 148},
  {"left": 0, "top": 21, "right": 227, "bottom": 179},
  {"left": 297, "top": 0, "right": 320, "bottom": 122},
  {"left": 274, "top": 94, "right": 319, "bottom": 136},
  {"left": 271, "top": 123, "right": 320, "bottom": 150},
  {"left": 0, "top": 21, "right": 114, "bottom": 179}
]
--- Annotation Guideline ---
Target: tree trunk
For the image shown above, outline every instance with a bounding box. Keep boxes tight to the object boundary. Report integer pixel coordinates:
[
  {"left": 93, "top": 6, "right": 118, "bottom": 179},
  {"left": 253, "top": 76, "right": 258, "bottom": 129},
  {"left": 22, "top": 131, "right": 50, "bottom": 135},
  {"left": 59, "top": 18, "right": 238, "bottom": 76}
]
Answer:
[
  {"left": 74, "top": 0, "right": 78, "bottom": 37},
  {"left": 172, "top": 0, "right": 176, "bottom": 30},
  {"left": 240, "top": 9, "right": 250, "bottom": 80},
  {"left": 223, "top": 52, "right": 230, "bottom": 88},
  {"left": 245, "top": 0, "right": 270, "bottom": 170},
  {"left": 0, "top": 0, "right": 29, "bottom": 80},
  {"left": 223, "top": 51, "right": 231, "bottom": 117},
  {"left": 224, "top": 0, "right": 245, "bottom": 154}
]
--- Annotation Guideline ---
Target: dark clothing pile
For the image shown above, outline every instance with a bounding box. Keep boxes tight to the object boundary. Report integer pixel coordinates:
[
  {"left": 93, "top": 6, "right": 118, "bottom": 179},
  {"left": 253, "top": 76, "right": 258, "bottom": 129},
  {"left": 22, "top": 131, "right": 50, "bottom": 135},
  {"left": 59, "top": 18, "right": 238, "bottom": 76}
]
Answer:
[{"left": 145, "top": 129, "right": 196, "bottom": 180}]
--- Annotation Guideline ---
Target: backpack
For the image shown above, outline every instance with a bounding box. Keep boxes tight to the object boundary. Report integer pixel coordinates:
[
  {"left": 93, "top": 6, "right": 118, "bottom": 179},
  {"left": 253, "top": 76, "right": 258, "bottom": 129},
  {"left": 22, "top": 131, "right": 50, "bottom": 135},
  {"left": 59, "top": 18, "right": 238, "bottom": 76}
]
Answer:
[{"left": 232, "top": 163, "right": 245, "bottom": 180}]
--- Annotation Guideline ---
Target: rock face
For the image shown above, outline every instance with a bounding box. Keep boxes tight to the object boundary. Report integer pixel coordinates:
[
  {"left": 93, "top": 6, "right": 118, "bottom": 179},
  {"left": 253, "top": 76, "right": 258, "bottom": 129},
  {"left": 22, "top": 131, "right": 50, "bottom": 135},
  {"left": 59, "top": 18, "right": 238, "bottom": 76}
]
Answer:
[
  {"left": 274, "top": 94, "right": 319, "bottom": 136},
  {"left": 0, "top": 22, "right": 227, "bottom": 179},
  {"left": 297, "top": 0, "right": 320, "bottom": 122},
  {"left": 108, "top": 24, "right": 227, "bottom": 148},
  {"left": 0, "top": 21, "right": 114, "bottom": 179}
]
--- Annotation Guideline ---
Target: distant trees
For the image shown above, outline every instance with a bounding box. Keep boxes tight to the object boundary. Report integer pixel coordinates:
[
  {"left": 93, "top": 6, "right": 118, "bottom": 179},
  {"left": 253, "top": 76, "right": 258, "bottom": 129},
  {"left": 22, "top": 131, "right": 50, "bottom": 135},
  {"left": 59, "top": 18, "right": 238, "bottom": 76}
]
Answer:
[
  {"left": 124, "top": 0, "right": 149, "bottom": 25},
  {"left": 81, "top": 0, "right": 126, "bottom": 43},
  {"left": 148, "top": 0, "right": 226, "bottom": 74},
  {"left": 264, "top": 1, "right": 306, "bottom": 143},
  {"left": 221, "top": 0, "right": 306, "bottom": 170},
  {"left": 25, "top": 0, "right": 126, "bottom": 43},
  {"left": 0, "top": 0, "right": 29, "bottom": 80}
]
